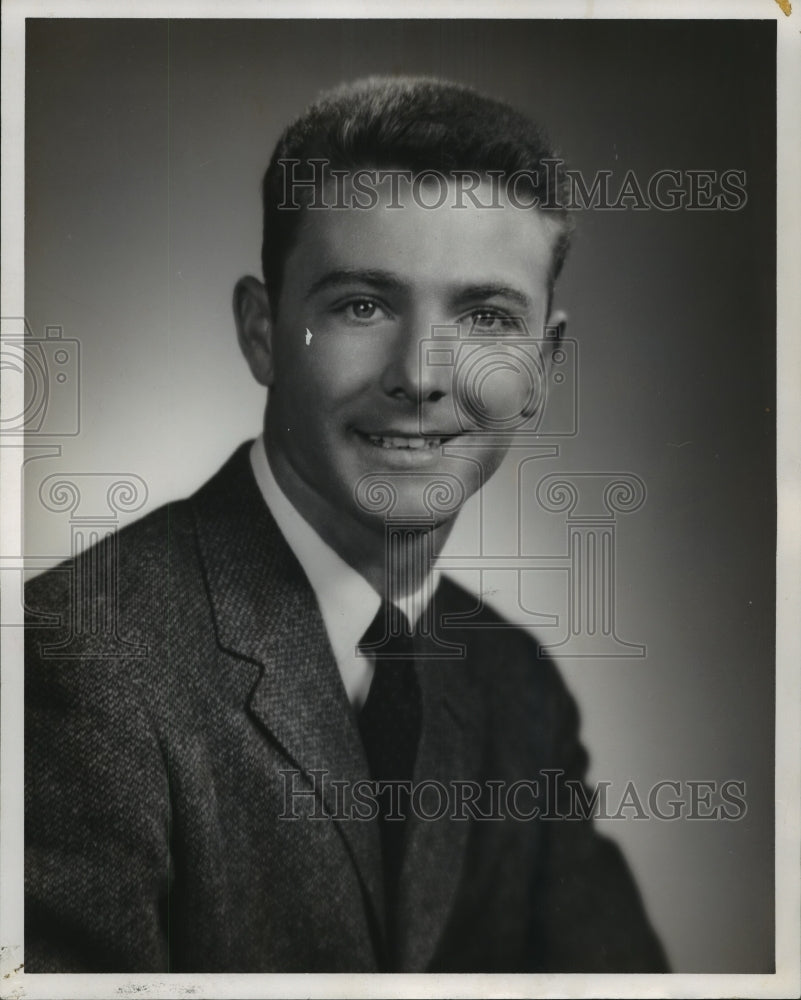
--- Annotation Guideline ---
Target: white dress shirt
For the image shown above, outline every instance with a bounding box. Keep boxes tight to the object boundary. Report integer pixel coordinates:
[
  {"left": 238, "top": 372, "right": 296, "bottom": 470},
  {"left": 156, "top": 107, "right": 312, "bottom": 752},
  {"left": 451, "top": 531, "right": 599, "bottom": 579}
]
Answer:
[{"left": 249, "top": 436, "right": 437, "bottom": 710}]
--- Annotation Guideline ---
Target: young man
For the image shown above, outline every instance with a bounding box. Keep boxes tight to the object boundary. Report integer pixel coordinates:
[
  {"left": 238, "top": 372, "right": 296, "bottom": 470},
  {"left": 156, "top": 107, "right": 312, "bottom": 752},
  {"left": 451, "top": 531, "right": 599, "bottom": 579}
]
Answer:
[{"left": 25, "top": 77, "right": 668, "bottom": 973}]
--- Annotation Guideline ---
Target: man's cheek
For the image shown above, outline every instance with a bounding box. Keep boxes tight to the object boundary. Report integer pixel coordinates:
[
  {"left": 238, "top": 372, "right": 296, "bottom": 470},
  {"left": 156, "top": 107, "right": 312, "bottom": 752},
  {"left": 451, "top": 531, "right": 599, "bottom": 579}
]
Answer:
[
  {"left": 301, "top": 330, "right": 368, "bottom": 372},
  {"left": 484, "top": 367, "right": 538, "bottom": 413},
  {"left": 455, "top": 348, "right": 544, "bottom": 429},
  {"left": 277, "top": 343, "right": 338, "bottom": 397}
]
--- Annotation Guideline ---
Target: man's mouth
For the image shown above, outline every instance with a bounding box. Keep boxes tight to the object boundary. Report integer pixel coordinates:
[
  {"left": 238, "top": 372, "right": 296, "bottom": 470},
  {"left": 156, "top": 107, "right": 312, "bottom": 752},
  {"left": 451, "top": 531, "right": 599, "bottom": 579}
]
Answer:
[{"left": 356, "top": 430, "right": 456, "bottom": 450}]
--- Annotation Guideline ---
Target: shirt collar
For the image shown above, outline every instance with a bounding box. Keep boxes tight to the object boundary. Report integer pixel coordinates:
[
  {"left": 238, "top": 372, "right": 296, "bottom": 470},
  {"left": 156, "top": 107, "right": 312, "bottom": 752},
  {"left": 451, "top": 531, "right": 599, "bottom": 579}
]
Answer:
[{"left": 249, "top": 435, "right": 435, "bottom": 666}]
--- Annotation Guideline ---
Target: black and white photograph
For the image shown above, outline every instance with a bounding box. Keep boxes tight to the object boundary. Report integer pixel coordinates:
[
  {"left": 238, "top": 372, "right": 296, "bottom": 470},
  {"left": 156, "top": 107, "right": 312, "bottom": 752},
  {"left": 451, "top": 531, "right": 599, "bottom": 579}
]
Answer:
[{"left": 1, "top": 2, "right": 799, "bottom": 997}]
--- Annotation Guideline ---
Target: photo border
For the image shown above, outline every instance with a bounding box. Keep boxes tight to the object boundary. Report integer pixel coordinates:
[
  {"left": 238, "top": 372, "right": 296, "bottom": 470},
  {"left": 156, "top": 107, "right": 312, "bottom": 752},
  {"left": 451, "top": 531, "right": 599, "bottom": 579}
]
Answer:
[{"left": 2, "top": 2, "right": 798, "bottom": 997}]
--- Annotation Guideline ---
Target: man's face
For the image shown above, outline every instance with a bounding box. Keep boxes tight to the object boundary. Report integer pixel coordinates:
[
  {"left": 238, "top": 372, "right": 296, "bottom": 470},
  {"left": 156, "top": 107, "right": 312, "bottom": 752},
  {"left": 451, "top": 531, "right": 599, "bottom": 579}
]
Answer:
[{"left": 239, "top": 178, "right": 561, "bottom": 544}]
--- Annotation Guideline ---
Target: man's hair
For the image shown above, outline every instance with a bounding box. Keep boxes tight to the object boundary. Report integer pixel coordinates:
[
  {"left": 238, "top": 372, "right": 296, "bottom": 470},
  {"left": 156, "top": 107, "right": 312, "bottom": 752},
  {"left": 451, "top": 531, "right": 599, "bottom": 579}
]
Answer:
[{"left": 261, "top": 75, "right": 573, "bottom": 316}]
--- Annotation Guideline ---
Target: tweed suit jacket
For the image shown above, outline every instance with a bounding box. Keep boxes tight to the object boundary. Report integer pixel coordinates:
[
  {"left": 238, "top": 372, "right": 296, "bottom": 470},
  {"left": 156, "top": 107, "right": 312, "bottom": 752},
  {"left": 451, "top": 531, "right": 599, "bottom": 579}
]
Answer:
[{"left": 25, "top": 441, "right": 668, "bottom": 974}]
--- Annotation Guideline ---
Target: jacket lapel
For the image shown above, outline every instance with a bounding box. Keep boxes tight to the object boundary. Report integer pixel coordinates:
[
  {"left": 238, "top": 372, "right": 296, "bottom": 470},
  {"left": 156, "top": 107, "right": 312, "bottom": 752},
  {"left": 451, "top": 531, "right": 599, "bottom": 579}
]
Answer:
[
  {"left": 189, "top": 443, "right": 386, "bottom": 945},
  {"left": 190, "top": 445, "right": 486, "bottom": 970}
]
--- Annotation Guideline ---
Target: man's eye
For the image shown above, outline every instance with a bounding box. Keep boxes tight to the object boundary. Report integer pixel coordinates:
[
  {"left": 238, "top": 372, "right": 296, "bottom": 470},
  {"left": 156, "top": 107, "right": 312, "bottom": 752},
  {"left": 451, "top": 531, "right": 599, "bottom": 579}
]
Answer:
[
  {"left": 466, "top": 310, "right": 519, "bottom": 334},
  {"left": 341, "top": 298, "right": 385, "bottom": 322}
]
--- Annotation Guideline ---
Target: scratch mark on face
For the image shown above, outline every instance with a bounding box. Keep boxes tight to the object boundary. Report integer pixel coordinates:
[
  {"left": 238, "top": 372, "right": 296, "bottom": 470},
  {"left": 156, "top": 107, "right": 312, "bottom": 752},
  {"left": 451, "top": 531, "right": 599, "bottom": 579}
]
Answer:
[{"left": 305, "top": 328, "right": 313, "bottom": 346}]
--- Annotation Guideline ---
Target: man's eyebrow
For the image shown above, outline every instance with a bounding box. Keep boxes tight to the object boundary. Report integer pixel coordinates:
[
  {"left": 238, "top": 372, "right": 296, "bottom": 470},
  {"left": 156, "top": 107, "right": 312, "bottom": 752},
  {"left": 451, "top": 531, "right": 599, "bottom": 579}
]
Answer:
[
  {"left": 305, "top": 268, "right": 407, "bottom": 298},
  {"left": 304, "top": 271, "right": 536, "bottom": 312},
  {"left": 454, "top": 283, "right": 534, "bottom": 311}
]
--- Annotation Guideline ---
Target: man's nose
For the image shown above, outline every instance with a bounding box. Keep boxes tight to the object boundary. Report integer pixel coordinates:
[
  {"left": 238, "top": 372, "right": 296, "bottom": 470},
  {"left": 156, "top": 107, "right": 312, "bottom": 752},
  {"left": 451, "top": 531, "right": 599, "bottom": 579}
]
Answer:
[{"left": 379, "top": 318, "right": 452, "bottom": 404}]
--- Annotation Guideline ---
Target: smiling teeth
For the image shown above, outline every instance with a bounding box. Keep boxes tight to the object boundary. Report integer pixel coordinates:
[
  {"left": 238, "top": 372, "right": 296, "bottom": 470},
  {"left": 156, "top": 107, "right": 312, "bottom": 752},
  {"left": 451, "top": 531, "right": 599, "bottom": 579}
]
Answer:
[{"left": 366, "top": 434, "right": 443, "bottom": 449}]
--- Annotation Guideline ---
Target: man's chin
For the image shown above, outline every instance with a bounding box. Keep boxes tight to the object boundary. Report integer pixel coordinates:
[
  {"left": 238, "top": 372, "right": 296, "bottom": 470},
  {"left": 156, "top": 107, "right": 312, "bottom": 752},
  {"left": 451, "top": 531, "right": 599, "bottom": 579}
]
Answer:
[{"left": 351, "top": 465, "right": 469, "bottom": 527}]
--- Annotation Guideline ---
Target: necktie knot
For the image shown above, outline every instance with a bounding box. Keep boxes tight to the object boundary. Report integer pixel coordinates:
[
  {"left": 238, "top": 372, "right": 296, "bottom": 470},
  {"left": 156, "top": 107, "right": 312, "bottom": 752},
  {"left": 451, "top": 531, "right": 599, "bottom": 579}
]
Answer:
[{"left": 358, "top": 600, "right": 417, "bottom": 660}]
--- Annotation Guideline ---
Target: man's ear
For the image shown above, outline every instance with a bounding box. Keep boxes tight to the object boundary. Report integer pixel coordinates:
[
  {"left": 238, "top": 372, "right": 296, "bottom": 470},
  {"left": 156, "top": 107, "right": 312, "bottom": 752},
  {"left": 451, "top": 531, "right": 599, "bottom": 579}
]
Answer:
[
  {"left": 542, "top": 307, "right": 568, "bottom": 370},
  {"left": 233, "top": 276, "right": 274, "bottom": 387},
  {"left": 546, "top": 308, "right": 568, "bottom": 343},
  {"left": 521, "top": 308, "right": 570, "bottom": 422}
]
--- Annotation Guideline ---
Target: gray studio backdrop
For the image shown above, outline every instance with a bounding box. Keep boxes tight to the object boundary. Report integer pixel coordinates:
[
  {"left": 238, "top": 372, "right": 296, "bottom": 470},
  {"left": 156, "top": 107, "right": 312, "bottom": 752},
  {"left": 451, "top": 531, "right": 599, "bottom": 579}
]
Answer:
[{"left": 23, "top": 19, "right": 775, "bottom": 972}]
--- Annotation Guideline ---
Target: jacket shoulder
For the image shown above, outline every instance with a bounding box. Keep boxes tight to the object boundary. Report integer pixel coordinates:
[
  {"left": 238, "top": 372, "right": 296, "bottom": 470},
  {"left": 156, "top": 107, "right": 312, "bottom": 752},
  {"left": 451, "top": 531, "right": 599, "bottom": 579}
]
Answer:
[
  {"left": 25, "top": 497, "right": 193, "bottom": 630},
  {"left": 437, "top": 574, "right": 567, "bottom": 688},
  {"left": 25, "top": 440, "right": 255, "bottom": 623}
]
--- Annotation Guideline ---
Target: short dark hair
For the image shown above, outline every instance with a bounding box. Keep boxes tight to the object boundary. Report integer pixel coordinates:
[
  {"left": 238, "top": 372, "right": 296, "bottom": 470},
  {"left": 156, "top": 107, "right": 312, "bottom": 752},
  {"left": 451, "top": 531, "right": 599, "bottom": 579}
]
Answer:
[{"left": 261, "top": 75, "right": 573, "bottom": 316}]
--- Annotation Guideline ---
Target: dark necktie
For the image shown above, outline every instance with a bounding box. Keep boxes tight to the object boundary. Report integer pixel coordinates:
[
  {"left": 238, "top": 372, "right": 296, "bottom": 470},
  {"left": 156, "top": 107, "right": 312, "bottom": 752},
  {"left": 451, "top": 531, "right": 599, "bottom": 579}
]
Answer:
[{"left": 357, "top": 600, "right": 423, "bottom": 967}]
